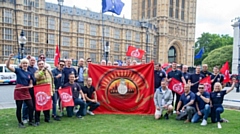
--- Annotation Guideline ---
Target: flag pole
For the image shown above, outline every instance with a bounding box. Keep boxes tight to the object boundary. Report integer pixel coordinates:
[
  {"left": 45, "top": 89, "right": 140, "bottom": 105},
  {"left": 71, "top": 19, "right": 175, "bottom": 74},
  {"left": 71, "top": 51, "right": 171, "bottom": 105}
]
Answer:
[{"left": 102, "top": 11, "right": 105, "bottom": 62}]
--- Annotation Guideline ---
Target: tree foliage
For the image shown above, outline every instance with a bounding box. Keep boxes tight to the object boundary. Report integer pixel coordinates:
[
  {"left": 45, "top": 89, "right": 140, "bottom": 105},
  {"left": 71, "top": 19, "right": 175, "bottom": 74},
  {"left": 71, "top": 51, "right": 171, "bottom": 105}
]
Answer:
[
  {"left": 202, "top": 45, "right": 232, "bottom": 72},
  {"left": 194, "top": 33, "right": 233, "bottom": 65}
]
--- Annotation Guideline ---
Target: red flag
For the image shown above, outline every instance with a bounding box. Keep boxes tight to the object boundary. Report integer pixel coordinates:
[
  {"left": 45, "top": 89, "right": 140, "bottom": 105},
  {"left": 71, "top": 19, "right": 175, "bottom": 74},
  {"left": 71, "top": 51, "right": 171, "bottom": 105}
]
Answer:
[
  {"left": 168, "top": 78, "right": 184, "bottom": 95},
  {"left": 54, "top": 44, "right": 60, "bottom": 67},
  {"left": 199, "top": 76, "right": 212, "bottom": 93},
  {"left": 58, "top": 87, "right": 74, "bottom": 107},
  {"left": 166, "top": 67, "right": 172, "bottom": 74},
  {"left": 88, "top": 62, "right": 155, "bottom": 114},
  {"left": 220, "top": 61, "right": 230, "bottom": 83},
  {"left": 126, "top": 46, "right": 145, "bottom": 59},
  {"left": 34, "top": 84, "right": 52, "bottom": 111}
]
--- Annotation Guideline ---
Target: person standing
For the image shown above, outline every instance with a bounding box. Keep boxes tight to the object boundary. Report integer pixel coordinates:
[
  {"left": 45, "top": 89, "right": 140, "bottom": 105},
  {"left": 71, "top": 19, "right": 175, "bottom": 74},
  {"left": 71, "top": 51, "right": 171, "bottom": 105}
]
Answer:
[
  {"left": 6, "top": 54, "right": 36, "bottom": 128},
  {"left": 154, "top": 81, "right": 173, "bottom": 120},
  {"left": 154, "top": 63, "right": 166, "bottom": 92},
  {"left": 176, "top": 85, "right": 196, "bottom": 123},
  {"left": 34, "top": 60, "right": 55, "bottom": 125},
  {"left": 35, "top": 54, "right": 51, "bottom": 71},
  {"left": 191, "top": 84, "right": 210, "bottom": 126},
  {"left": 82, "top": 77, "right": 100, "bottom": 115},
  {"left": 188, "top": 66, "right": 205, "bottom": 93},
  {"left": 167, "top": 62, "right": 186, "bottom": 111},
  {"left": 77, "top": 58, "right": 86, "bottom": 88},
  {"left": 51, "top": 60, "right": 65, "bottom": 121},
  {"left": 61, "top": 59, "right": 78, "bottom": 86},
  {"left": 210, "top": 80, "right": 236, "bottom": 129},
  {"left": 210, "top": 66, "right": 224, "bottom": 91},
  {"left": 182, "top": 65, "right": 190, "bottom": 83},
  {"left": 200, "top": 64, "right": 212, "bottom": 77}
]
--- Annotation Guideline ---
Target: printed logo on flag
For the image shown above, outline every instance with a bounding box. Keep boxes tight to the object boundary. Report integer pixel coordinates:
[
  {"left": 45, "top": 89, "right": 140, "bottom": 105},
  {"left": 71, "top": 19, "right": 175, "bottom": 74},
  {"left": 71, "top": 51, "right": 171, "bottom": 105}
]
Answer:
[
  {"left": 61, "top": 92, "right": 72, "bottom": 102},
  {"left": 131, "top": 49, "right": 140, "bottom": 57},
  {"left": 173, "top": 83, "right": 183, "bottom": 93},
  {"left": 36, "top": 91, "right": 51, "bottom": 106}
]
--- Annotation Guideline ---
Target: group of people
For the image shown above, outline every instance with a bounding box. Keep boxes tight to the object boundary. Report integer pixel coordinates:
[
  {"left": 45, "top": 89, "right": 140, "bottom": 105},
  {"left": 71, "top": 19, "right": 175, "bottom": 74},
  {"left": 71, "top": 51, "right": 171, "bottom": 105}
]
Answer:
[
  {"left": 154, "top": 62, "right": 236, "bottom": 129},
  {"left": 6, "top": 54, "right": 100, "bottom": 128}
]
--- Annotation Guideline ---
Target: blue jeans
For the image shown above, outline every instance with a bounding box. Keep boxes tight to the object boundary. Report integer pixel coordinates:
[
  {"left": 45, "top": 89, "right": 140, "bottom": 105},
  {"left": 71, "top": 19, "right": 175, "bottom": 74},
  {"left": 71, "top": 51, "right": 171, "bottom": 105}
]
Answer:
[
  {"left": 22, "top": 102, "right": 28, "bottom": 120},
  {"left": 86, "top": 102, "right": 100, "bottom": 112},
  {"left": 66, "top": 98, "right": 87, "bottom": 117},
  {"left": 191, "top": 104, "right": 211, "bottom": 123},
  {"left": 52, "top": 91, "right": 58, "bottom": 116},
  {"left": 211, "top": 106, "right": 224, "bottom": 123}
]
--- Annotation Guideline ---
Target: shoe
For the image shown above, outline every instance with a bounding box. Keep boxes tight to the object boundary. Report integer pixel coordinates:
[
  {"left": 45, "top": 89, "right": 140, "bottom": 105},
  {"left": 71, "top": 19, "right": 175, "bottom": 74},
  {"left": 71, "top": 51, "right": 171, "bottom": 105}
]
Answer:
[
  {"left": 74, "top": 107, "right": 78, "bottom": 113},
  {"left": 164, "top": 113, "right": 169, "bottom": 120},
  {"left": 173, "top": 111, "right": 176, "bottom": 114},
  {"left": 35, "top": 122, "right": 40, "bottom": 126},
  {"left": 217, "top": 122, "right": 222, "bottom": 129},
  {"left": 18, "top": 123, "right": 25, "bottom": 128},
  {"left": 184, "top": 119, "right": 190, "bottom": 123},
  {"left": 200, "top": 119, "right": 207, "bottom": 126},
  {"left": 221, "top": 118, "right": 229, "bottom": 123},
  {"left": 44, "top": 120, "right": 52, "bottom": 123},
  {"left": 53, "top": 117, "right": 61, "bottom": 121},
  {"left": 28, "top": 122, "right": 37, "bottom": 127},
  {"left": 87, "top": 110, "right": 95, "bottom": 116},
  {"left": 77, "top": 115, "right": 84, "bottom": 119},
  {"left": 22, "top": 119, "right": 28, "bottom": 124}
]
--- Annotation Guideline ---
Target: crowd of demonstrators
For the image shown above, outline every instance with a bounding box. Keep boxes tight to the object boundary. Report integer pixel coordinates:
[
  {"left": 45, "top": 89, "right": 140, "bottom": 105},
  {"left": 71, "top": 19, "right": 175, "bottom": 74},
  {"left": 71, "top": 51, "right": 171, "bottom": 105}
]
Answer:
[{"left": 154, "top": 61, "right": 236, "bottom": 129}]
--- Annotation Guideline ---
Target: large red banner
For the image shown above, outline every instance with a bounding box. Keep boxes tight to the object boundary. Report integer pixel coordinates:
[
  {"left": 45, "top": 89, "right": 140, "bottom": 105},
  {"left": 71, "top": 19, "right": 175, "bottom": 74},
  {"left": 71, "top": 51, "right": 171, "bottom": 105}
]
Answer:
[
  {"left": 88, "top": 62, "right": 155, "bottom": 114},
  {"left": 58, "top": 87, "right": 74, "bottom": 107},
  {"left": 34, "top": 84, "right": 52, "bottom": 111}
]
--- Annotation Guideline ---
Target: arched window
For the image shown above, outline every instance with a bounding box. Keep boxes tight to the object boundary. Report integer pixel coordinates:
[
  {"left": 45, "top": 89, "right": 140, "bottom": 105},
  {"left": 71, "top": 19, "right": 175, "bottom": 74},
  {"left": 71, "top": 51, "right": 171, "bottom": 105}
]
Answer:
[{"left": 168, "top": 46, "right": 176, "bottom": 63}]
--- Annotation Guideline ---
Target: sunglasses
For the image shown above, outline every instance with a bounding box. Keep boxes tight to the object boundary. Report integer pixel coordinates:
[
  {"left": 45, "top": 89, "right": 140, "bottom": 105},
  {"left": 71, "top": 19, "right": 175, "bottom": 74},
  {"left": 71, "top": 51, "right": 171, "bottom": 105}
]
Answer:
[
  {"left": 60, "top": 64, "right": 65, "bottom": 66},
  {"left": 198, "top": 87, "right": 204, "bottom": 89},
  {"left": 87, "top": 61, "right": 92, "bottom": 62},
  {"left": 40, "top": 57, "right": 45, "bottom": 59}
]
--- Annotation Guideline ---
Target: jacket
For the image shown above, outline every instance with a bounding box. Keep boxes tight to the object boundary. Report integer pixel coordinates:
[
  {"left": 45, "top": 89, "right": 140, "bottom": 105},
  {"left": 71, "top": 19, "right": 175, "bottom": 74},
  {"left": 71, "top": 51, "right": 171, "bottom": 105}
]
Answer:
[
  {"left": 154, "top": 87, "right": 173, "bottom": 108},
  {"left": 77, "top": 66, "right": 88, "bottom": 86},
  {"left": 34, "top": 69, "right": 55, "bottom": 96}
]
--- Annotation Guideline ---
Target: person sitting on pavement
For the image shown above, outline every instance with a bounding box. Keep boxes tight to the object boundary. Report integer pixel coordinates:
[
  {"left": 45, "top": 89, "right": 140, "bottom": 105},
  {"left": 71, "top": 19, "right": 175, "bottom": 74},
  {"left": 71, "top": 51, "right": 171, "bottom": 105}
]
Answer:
[
  {"left": 210, "top": 79, "right": 236, "bottom": 129},
  {"left": 191, "top": 84, "right": 210, "bottom": 126},
  {"left": 176, "top": 84, "right": 196, "bottom": 123},
  {"left": 82, "top": 77, "right": 100, "bottom": 115},
  {"left": 154, "top": 80, "right": 173, "bottom": 120},
  {"left": 63, "top": 73, "right": 87, "bottom": 118}
]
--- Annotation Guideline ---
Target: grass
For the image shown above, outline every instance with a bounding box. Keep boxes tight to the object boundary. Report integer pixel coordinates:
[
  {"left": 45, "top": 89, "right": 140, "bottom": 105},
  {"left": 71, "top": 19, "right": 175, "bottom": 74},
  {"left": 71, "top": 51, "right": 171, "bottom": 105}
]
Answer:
[{"left": 0, "top": 109, "right": 239, "bottom": 134}]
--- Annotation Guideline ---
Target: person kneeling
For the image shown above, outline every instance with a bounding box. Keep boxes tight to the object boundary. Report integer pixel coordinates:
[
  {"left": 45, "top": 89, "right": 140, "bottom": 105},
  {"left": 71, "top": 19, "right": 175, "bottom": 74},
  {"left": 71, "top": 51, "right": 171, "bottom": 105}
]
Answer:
[
  {"left": 191, "top": 84, "right": 210, "bottom": 126},
  {"left": 176, "top": 85, "right": 196, "bottom": 123},
  {"left": 154, "top": 81, "right": 173, "bottom": 120},
  {"left": 63, "top": 73, "right": 87, "bottom": 118},
  {"left": 82, "top": 77, "right": 100, "bottom": 116}
]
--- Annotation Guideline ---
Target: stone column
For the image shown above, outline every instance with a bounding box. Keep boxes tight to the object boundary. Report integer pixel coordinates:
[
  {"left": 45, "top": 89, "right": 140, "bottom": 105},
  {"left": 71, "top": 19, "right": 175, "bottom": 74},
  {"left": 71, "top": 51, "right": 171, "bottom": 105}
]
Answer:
[{"left": 232, "top": 20, "right": 240, "bottom": 74}]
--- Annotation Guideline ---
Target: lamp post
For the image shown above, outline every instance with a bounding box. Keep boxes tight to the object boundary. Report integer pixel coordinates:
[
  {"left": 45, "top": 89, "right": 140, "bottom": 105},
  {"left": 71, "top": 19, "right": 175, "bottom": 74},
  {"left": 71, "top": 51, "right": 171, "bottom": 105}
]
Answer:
[
  {"left": 58, "top": 0, "right": 64, "bottom": 61},
  {"left": 19, "top": 30, "right": 26, "bottom": 60},
  {"left": 141, "top": 21, "right": 149, "bottom": 63},
  {"left": 237, "top": 44, "right": 240, "bottom": 92},
  {"left": 105, "top": 41, "right": 110, "bottom": 65}
]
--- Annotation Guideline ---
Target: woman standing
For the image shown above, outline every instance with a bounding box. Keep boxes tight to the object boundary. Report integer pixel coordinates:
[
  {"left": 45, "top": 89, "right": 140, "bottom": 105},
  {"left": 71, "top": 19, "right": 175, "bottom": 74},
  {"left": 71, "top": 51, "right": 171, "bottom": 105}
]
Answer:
[
  {"left": 6, "top": 54, "right": 36, "bottom": 128},
  {"left": 210, "top": 78, "right": 236, "bottom": 129}
]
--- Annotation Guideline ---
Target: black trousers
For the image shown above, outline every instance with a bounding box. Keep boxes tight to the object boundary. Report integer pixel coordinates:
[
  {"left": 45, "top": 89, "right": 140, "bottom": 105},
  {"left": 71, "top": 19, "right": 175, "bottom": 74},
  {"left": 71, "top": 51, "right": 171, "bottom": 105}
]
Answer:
[
  {"left": 172, "top": 91, "right": 181, "bottom": 110},
  {"left": 35, "top": 110, "right": 50, "bottom": 122},
  {"left": 16, "top": 99, "right": 33, "bottom": 123}
]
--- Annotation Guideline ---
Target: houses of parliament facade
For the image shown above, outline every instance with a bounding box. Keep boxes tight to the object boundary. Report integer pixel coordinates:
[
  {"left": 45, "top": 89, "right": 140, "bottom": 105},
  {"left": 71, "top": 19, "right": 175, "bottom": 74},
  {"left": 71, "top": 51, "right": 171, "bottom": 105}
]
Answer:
[{"left": 0, "top": 0, "right": 196, "bottom": 65}]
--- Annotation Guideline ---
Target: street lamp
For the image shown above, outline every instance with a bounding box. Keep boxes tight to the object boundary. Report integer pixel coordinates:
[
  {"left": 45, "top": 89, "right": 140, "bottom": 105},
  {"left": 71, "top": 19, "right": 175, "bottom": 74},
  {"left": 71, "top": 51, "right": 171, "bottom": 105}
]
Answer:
[
  {"left": 237, "top": 43, "right": 240, "bottom": 92},
  {"left": 19, "top": 30, "right": 26, "bottom": 60},
  {"left": 105, "top": 41, "right": 110, "bottom": 65},
  {"left": 58, "top": 0, "right": 64, "bottom": 61},
  {"left": 141, "top": 21, "right": 149, "bottom": 63}
]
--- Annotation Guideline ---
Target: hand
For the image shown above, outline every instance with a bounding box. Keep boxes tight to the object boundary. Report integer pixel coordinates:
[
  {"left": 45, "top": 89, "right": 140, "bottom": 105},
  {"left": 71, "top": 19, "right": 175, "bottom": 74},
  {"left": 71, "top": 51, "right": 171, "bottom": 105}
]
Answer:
[
  {"left": 163, "top": 105, "right": 168, "bottom": 109},
  {"left": 197, "top": 111, "right": 202, "bottom": 116},
  {"left": 92, "top": 100, "right": 97, "bottom": 103},
  {"left": 29, "top": 84, "right": 33, "bottom": 88},
  {"left": 191, "top": 83, "right": 194, "bottom": 86},
  {"left": 59, "top": 87, "right": 62, "bottom": 90},
  {"left": 156, "top": 106, "right": 160, "bottom": 110},
  {"left": 57, "top": 74, "right": 62, "bottom": 78},
  {"left": 83, "top": 98, "right": 86, "bottom": 102},
  {"left": 168, "top": 78, "right": 172, "bottom": 82},
  {"left": 196, "top": 92, "right": 201, "bottom": 96},
  {"left": 181, "top": 107, "right": 185, "bottom": 111},
  {"left": 211, "top": 80, "right": 213, "bottom": 83},
  {"left": 9, "top": 54, "right": 14, "bottom": 58},
  {"left": 176, "top": 111, "right": 180, "bottom": 115}
]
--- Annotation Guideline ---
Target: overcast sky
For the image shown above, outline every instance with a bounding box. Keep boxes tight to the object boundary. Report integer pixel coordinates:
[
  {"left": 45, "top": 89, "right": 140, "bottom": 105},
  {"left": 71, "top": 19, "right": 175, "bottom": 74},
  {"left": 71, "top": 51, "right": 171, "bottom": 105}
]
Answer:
[{"left": 46, "top": 0, "right": 240, "bottom": 39}]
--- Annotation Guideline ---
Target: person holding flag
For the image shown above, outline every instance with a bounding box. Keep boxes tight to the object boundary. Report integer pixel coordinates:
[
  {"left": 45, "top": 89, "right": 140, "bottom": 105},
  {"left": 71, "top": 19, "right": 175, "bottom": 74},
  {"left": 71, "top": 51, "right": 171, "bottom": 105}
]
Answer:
[
  {"left": 188, "top": 66, "right": 205, "bottom": 93},
  {"left": 210, "top": 66, "right": 224, "bottom": 91}
]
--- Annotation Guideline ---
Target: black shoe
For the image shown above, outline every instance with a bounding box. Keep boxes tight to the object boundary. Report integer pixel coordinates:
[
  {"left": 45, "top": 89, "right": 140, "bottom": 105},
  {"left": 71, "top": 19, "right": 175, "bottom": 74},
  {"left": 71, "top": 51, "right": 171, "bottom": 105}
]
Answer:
[
  {"left": 35, "top": 122, "right": 40, "bottom": 126},
  {"left": 44, "top": 120, "right": 52, "bottom": 123},
  {"left": 18, "top": 123, "right": 25, "bottom": 128},
  {"left": 164, "top": 113, "right": 169, "bottom": 120},
  {"left": 54, "top": 117, "right": 61, "bottom": 121},
  {"left": 29, "top": 122, "right": 37, "bottom": 127}
]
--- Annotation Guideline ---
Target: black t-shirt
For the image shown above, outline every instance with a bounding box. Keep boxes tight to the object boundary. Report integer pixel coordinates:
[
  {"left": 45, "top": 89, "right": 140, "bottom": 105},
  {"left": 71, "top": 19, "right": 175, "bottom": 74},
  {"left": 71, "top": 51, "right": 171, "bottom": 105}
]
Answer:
[
  {"left": 182, "top": 72, "right": 190, "bottom": 82},
  {"left": 154, "top": 70, "right": 166, "bottom": 88},
  {"left": 167, "top": 70, "right": 183, "bottom": 82},
  {"left": 189, "top": 73, "right": 205, "bottom": 93},
  {"left": 63, "top": 82, "right": 81, "bottom": 99},
  {"left": 82, "top": 86, "right": 95, "bottom": 102},
  {"left": 210, "top": 74, "right": 224, "bottom": 91},
  {"left": 200, "top": 71, "right": 212, "bottom": 77},
  {"left": 210, "top": 90, "right": 227, "bottom": 107}
]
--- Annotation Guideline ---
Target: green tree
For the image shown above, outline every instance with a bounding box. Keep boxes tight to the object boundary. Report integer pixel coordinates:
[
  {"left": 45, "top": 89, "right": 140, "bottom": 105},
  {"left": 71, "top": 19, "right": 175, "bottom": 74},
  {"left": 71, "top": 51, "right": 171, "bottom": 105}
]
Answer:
[
  {"left": 194, "top": 33, "right": 233, "bottom": 65},
  {"left": 202, "top": 45, "right": 232, "bottom": 72}
]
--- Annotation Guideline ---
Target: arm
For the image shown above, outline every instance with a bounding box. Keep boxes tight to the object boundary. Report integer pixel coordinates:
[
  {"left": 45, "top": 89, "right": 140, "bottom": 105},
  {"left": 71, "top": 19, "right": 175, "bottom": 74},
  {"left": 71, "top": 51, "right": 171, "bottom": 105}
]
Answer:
[
  {"left": 153, "top": 90, "right": 159, "bottom": 107},
  {"left": 181, "top": 76, "right": 186, "bottom": 85},
  {"left": 93, "top": 91, "right": 97, "bottom": 102},
  {"left": 182, "top": 100, "right": 195, "bottom": 109},
  {"left": 226, "top": 80, "right": 236, "bottom": 94},
  {"left": 84, "top": 94, "right": 94, "bottom": 102},
  {"left": 195, "top": 102, "right": 200, "bottom": 112},
  {"left": 199, "top": 95, "right": 210, "bottom": 103},
  {"left": 166, "top": 90, "right": 173, "bottom": 105},
  {"left": 6, "top": 54, "right": 15, "bottom": 72},
  {"left": 176, "top": 101, "right": 182, "bottom": 113},
  {"left": 80, "top": 90, "right": 86, "bottom": 101}
]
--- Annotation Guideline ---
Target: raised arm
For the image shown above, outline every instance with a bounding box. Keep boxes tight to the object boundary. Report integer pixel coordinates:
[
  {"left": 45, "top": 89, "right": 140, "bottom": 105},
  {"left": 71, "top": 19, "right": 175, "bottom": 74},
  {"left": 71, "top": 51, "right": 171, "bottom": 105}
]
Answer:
[
  {"left": 6, "top": 54, "right": 15, "bottom": 72},
  {"left": 226, "top": 78, "right": 236, "bottom": 94}
]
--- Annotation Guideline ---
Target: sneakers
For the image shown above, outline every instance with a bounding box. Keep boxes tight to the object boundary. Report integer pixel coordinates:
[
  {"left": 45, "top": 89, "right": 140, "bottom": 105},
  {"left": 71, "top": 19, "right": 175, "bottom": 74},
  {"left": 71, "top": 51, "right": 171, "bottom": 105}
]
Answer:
[
  {"left": 77, "top": 115, "right": 84, "bottom": 119},
  {"left": 200, "top": 119, "right": 207, "bottom": 126},
  {"left": 18, "top": 122, "right": 25, "bottom": 128},
  {"left": 217, "top": 122, "right": 222, "bottom": 129},
  {"left": 22, "top": 119, "right": 28, "bottom": 124},
  {"left": 164, "top": 113, "right": 169, "bottom": 120},
  {"left": 87, "top": 110, "right": 95, "bottom": 116},
  {"left": 28, "top": 122, "right": 37, "bottom": 127},
  {"left": 74, "top": 107, "right": 78, "bottom": 113}
]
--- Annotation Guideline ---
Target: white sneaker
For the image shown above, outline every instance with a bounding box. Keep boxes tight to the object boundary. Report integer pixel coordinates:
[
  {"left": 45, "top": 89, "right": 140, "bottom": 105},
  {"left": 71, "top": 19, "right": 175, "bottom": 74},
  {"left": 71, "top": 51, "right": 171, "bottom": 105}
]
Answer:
[
  {"left": 173, "top": 111, "right": 176, "bottom": 114},
  {"left": 87, "top": 110, "right": 95, "bottom": 116},
  {"left": 200, "top": 119, "right": 207, "bottom": 126},
  {"left": 73, "top": 106, "right": 78, "bottom": 113},
  {"left": 22, "top": 120, "right": 28, "bottom": 124},
  {"left": 217, "top": 122, "right": 222, "bottom": 129}
]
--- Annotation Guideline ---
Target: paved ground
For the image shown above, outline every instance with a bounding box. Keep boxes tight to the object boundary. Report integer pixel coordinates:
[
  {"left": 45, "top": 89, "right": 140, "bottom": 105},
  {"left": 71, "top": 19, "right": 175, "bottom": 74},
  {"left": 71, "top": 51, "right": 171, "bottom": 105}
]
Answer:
[{"left": 0, "top": 84, "right": 240, "bottom": 110}]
